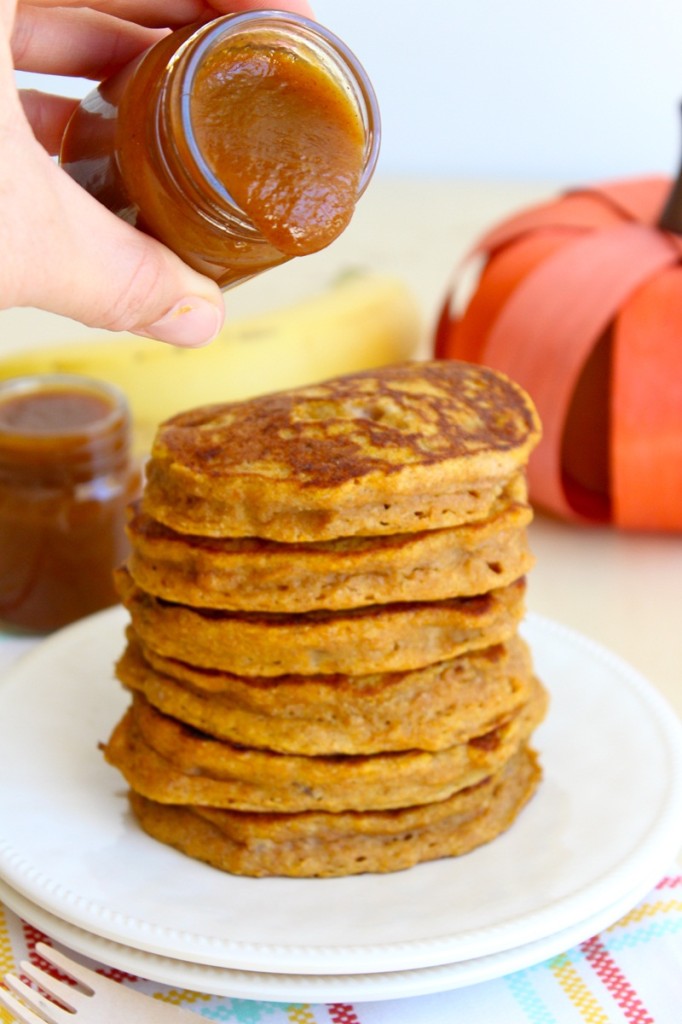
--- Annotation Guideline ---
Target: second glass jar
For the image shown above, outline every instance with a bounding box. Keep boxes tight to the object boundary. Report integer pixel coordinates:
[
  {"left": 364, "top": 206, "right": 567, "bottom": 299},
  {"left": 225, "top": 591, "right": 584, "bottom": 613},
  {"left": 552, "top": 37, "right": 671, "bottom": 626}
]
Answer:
[{"left": 0, "top": 375, "right": 140, "bottom": 633}]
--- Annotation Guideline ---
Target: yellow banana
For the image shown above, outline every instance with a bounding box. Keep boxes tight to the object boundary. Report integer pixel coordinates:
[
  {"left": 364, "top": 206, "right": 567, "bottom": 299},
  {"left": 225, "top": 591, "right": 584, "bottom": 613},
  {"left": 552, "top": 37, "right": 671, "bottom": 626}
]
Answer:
[{"left": 0, "top": 273, "right": 423, "bottom": 453}]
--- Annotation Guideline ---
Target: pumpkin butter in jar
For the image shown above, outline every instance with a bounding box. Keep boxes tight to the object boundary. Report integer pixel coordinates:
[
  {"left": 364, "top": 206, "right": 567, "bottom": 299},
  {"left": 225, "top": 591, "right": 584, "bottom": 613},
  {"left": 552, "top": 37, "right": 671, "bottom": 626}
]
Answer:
[
  {"left": 0, "top": 376, "right": 141, "bottom": 633},
  {"left": 59, "top": 12, "right": 380, "bottom": 288}
]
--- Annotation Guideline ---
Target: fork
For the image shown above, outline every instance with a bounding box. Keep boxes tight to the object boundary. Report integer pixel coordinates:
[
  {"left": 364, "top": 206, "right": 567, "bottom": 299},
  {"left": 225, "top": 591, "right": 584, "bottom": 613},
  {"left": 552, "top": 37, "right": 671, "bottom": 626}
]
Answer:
[{"left": 0, "top": 941, "right": 200, "bottom": 1023}]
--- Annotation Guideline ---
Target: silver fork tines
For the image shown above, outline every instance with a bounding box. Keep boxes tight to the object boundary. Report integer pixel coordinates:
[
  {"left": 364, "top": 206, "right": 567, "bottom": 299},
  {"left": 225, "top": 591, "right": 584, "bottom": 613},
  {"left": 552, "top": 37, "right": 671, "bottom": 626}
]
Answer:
[{"left": 0, "top": 942, "right": 200, "bottom": 1023}]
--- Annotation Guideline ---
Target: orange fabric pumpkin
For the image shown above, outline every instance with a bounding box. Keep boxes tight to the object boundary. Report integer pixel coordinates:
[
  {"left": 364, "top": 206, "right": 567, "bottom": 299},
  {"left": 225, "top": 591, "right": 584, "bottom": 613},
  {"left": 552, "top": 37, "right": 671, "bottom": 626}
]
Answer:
[{"left": 434, "top": 177, "right": 682, "bottom": 530}]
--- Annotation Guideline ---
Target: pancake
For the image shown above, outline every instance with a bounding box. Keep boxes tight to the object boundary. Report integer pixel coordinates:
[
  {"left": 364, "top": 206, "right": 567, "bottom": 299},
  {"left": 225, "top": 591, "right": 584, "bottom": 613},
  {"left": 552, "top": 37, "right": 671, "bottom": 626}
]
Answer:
[
  {"left": 115, "top": 568, "right": 527, "bottom": 676},
  {"left": 118, "top": 629, "right": 535, "bottom": 755},
  {"left": 142, "top": 361, "right": 541, "bottom": 542},
  {"left": 127, "top": 745, "right": 541, "bottom": 877},
  {"left": 125, "top": 489, "right": 534, "bottom": 612},
  {"left": 101, "top": 677, "right": 548, "bottom": 813}
]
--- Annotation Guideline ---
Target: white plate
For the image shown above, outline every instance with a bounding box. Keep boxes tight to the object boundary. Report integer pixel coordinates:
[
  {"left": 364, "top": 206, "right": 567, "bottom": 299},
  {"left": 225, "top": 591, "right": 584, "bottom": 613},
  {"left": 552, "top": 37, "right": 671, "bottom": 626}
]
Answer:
[
  {"left": 0, "top": 607, "right": 681, "bottom": 977},
  {"left": 0, "top": 874, "right": 656, "bottom": 1002}
]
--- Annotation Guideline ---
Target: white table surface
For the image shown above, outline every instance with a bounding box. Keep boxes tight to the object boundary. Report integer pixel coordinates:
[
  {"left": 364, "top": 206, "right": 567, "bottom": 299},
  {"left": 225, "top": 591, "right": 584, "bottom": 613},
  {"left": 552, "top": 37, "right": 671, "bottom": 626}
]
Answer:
[{"left": 0, "top": 173, "right": 680, "bottom": 723}]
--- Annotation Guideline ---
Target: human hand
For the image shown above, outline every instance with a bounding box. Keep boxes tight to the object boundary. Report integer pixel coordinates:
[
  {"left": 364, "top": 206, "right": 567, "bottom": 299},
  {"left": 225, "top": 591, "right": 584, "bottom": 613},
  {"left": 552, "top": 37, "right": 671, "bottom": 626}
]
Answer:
[{"left": 2, "top": 0, "right": 314, "bottom": 345}]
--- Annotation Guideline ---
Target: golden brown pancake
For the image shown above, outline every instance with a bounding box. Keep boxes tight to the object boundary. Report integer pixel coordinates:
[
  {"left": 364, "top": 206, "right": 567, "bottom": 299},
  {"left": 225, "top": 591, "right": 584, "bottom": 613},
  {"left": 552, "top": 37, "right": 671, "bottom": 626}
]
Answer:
[
  {"left": 102, "top": 678, "right": 547, "bottom": 813},
  {"left": 118, "top": 629, "right": 535, "bottom": 755},
  {"left": 142, "top": 361, "right": 541, "bottom": 542},
  {"left": 115, "top": 567, "right": 526, "bottom": 676},
  {"left": 125, "top": 490, "right": 534, "bottom": 612},
  {"left": 127, "top": 745, "right": 541, "bottom": 877}
]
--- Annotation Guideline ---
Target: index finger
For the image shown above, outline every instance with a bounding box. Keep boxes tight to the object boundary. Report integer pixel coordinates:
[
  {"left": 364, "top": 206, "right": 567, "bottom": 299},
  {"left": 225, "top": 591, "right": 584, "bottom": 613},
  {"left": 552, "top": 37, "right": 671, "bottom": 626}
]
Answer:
[
  {"left": 13, "top": 0, "right": 316, "bottom": 79},
  {"left": 20, "top": 1, "right": 216, "bottom": 29},
  {"left": 22, "top": 0, "right": 314, "bottom": 30},
  {"left": 12, "top": 7, "right": 165, "bottom": 77}
]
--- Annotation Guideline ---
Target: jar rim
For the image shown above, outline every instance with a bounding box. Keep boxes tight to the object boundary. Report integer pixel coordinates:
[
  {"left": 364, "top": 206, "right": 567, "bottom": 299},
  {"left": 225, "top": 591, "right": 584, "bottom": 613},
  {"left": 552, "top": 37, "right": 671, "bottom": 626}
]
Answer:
[
  {"left": 163, "top": 10, "right": 381, "bottom": 220},
  {"left": 0, "top": 374, "right": 130, "bottom": 442}
]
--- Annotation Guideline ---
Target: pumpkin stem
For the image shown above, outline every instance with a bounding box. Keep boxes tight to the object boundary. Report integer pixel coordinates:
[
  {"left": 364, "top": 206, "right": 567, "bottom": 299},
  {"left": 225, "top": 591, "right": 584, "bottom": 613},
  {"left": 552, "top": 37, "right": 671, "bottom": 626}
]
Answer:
[{"left": 658, "top": 102, "right": 682, "bottom": 233}]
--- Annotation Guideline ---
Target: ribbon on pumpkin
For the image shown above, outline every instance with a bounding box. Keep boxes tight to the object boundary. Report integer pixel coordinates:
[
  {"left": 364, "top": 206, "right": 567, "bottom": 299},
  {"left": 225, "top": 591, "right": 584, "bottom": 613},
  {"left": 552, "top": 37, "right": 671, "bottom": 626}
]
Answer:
[
  {"left": 457, "top": 177, "right": 671, "bottom": 262},
  {"left": 481, "top": 224, "right": 680, "bottom": 520},
  {"left": 613, "top": 265, "right": 682, "bottom": 529},
  {"left": 442, "top": 231, "right": 570, "bottom": 366},
  {"left": 577, "top": 176, "right": 672, "bottom": 224},
  {"left": 435, "top": 176, "right": 682, "bottom": 526}
]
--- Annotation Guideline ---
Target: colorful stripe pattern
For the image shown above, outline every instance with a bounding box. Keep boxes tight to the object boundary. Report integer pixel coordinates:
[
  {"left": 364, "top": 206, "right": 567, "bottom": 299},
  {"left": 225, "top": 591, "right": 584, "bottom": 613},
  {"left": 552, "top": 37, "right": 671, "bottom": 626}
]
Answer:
[
  {"left": 0, "top": 874, "right": 680, "bottom": 1023},
  {"left": 503, "top": 874, "right": 682, "bottom": 1023}
]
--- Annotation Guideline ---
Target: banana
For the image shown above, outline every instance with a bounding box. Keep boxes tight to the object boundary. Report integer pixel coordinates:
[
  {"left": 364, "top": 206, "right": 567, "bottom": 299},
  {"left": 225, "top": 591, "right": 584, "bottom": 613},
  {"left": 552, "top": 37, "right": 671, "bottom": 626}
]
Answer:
[{"left": 0, "top": 272, "right": 423, "bottom": 453}]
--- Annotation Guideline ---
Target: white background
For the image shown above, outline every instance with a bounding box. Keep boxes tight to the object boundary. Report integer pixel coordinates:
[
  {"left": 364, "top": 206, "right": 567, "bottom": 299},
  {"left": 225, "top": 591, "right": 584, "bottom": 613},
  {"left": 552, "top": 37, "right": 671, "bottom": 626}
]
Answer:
[
  {"left": 14, "top": 0, "right": 682, "bottom": 186},
  {"left": 313, "top": 0, "right": 682, "bottom": 184}
]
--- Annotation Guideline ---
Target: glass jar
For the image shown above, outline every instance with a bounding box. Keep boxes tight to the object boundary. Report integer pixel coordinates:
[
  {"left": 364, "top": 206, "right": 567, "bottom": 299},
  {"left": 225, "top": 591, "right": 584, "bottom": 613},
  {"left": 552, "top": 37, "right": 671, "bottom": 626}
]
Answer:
[
  {"left": 59, "top": 12, "right": 380, "bottom": 288},
  {"left": 0, "top": 375, "right": 141, "bottom": 633}
]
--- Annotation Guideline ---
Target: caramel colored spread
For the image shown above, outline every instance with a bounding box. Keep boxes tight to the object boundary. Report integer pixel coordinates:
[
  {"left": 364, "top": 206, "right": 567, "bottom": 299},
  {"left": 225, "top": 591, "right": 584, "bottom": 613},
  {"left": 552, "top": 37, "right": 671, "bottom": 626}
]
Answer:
[
  {"left": 0, "top": 389, "right": 112, "bottom": 434},
  {"left": 190, "top": 43, "right": 366, "bottom": 256}
]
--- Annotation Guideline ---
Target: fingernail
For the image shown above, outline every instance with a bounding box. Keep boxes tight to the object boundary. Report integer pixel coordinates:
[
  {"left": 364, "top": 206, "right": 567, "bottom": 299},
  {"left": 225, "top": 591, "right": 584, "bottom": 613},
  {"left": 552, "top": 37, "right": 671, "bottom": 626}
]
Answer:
[{"left": 136, "top": 297, "right": 223, "bottom": 347}]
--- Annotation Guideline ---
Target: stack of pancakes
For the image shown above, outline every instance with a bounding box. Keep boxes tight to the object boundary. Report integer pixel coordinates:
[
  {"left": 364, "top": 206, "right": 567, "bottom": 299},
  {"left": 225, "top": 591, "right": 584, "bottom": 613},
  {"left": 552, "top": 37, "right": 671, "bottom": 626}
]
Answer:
[{"left": 103, "top": 360, "right": 546, "bottom": 877}]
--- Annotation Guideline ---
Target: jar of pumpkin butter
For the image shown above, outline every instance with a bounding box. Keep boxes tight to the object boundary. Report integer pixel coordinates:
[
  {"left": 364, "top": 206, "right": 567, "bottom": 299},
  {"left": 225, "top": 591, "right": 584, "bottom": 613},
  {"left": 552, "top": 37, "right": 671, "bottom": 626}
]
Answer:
[
  {"left": 59, "top": 12, "right": 381, "bottom": 288},
  {"left": 0, "top": 375, "right": 140, "bottom": 633}
]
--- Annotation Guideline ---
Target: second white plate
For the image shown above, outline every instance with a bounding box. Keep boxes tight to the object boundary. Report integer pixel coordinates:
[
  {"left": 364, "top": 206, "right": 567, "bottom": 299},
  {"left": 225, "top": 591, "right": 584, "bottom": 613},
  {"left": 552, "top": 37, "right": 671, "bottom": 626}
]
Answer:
[
  {"left": 0, "top": 607, "right": 680, "bottom": 977},
  {"left": 0, "top": 874, "right": 656, "bottom": 1002}
]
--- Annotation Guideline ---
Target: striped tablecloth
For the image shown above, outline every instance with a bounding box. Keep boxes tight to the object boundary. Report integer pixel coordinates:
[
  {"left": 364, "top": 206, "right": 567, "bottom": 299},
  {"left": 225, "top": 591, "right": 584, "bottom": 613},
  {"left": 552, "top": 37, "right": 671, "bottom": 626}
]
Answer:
[{"left": 1, "top": 873, "right": 681, "bottom": 1024}]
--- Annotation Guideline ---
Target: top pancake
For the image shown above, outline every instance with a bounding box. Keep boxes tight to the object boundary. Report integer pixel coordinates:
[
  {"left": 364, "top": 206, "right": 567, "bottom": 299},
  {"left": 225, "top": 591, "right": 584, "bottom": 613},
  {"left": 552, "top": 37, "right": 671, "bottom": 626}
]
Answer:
[{"left": 142, "top": 360, "right": 541, "bottom": 541}]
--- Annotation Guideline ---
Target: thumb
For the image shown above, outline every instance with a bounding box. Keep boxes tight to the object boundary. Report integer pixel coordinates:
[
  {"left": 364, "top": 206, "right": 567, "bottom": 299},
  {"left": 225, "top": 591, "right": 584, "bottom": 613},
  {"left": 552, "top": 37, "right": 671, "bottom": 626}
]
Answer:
[{"left": 3, "top": 127, "right": 226, "bottom": 347}]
